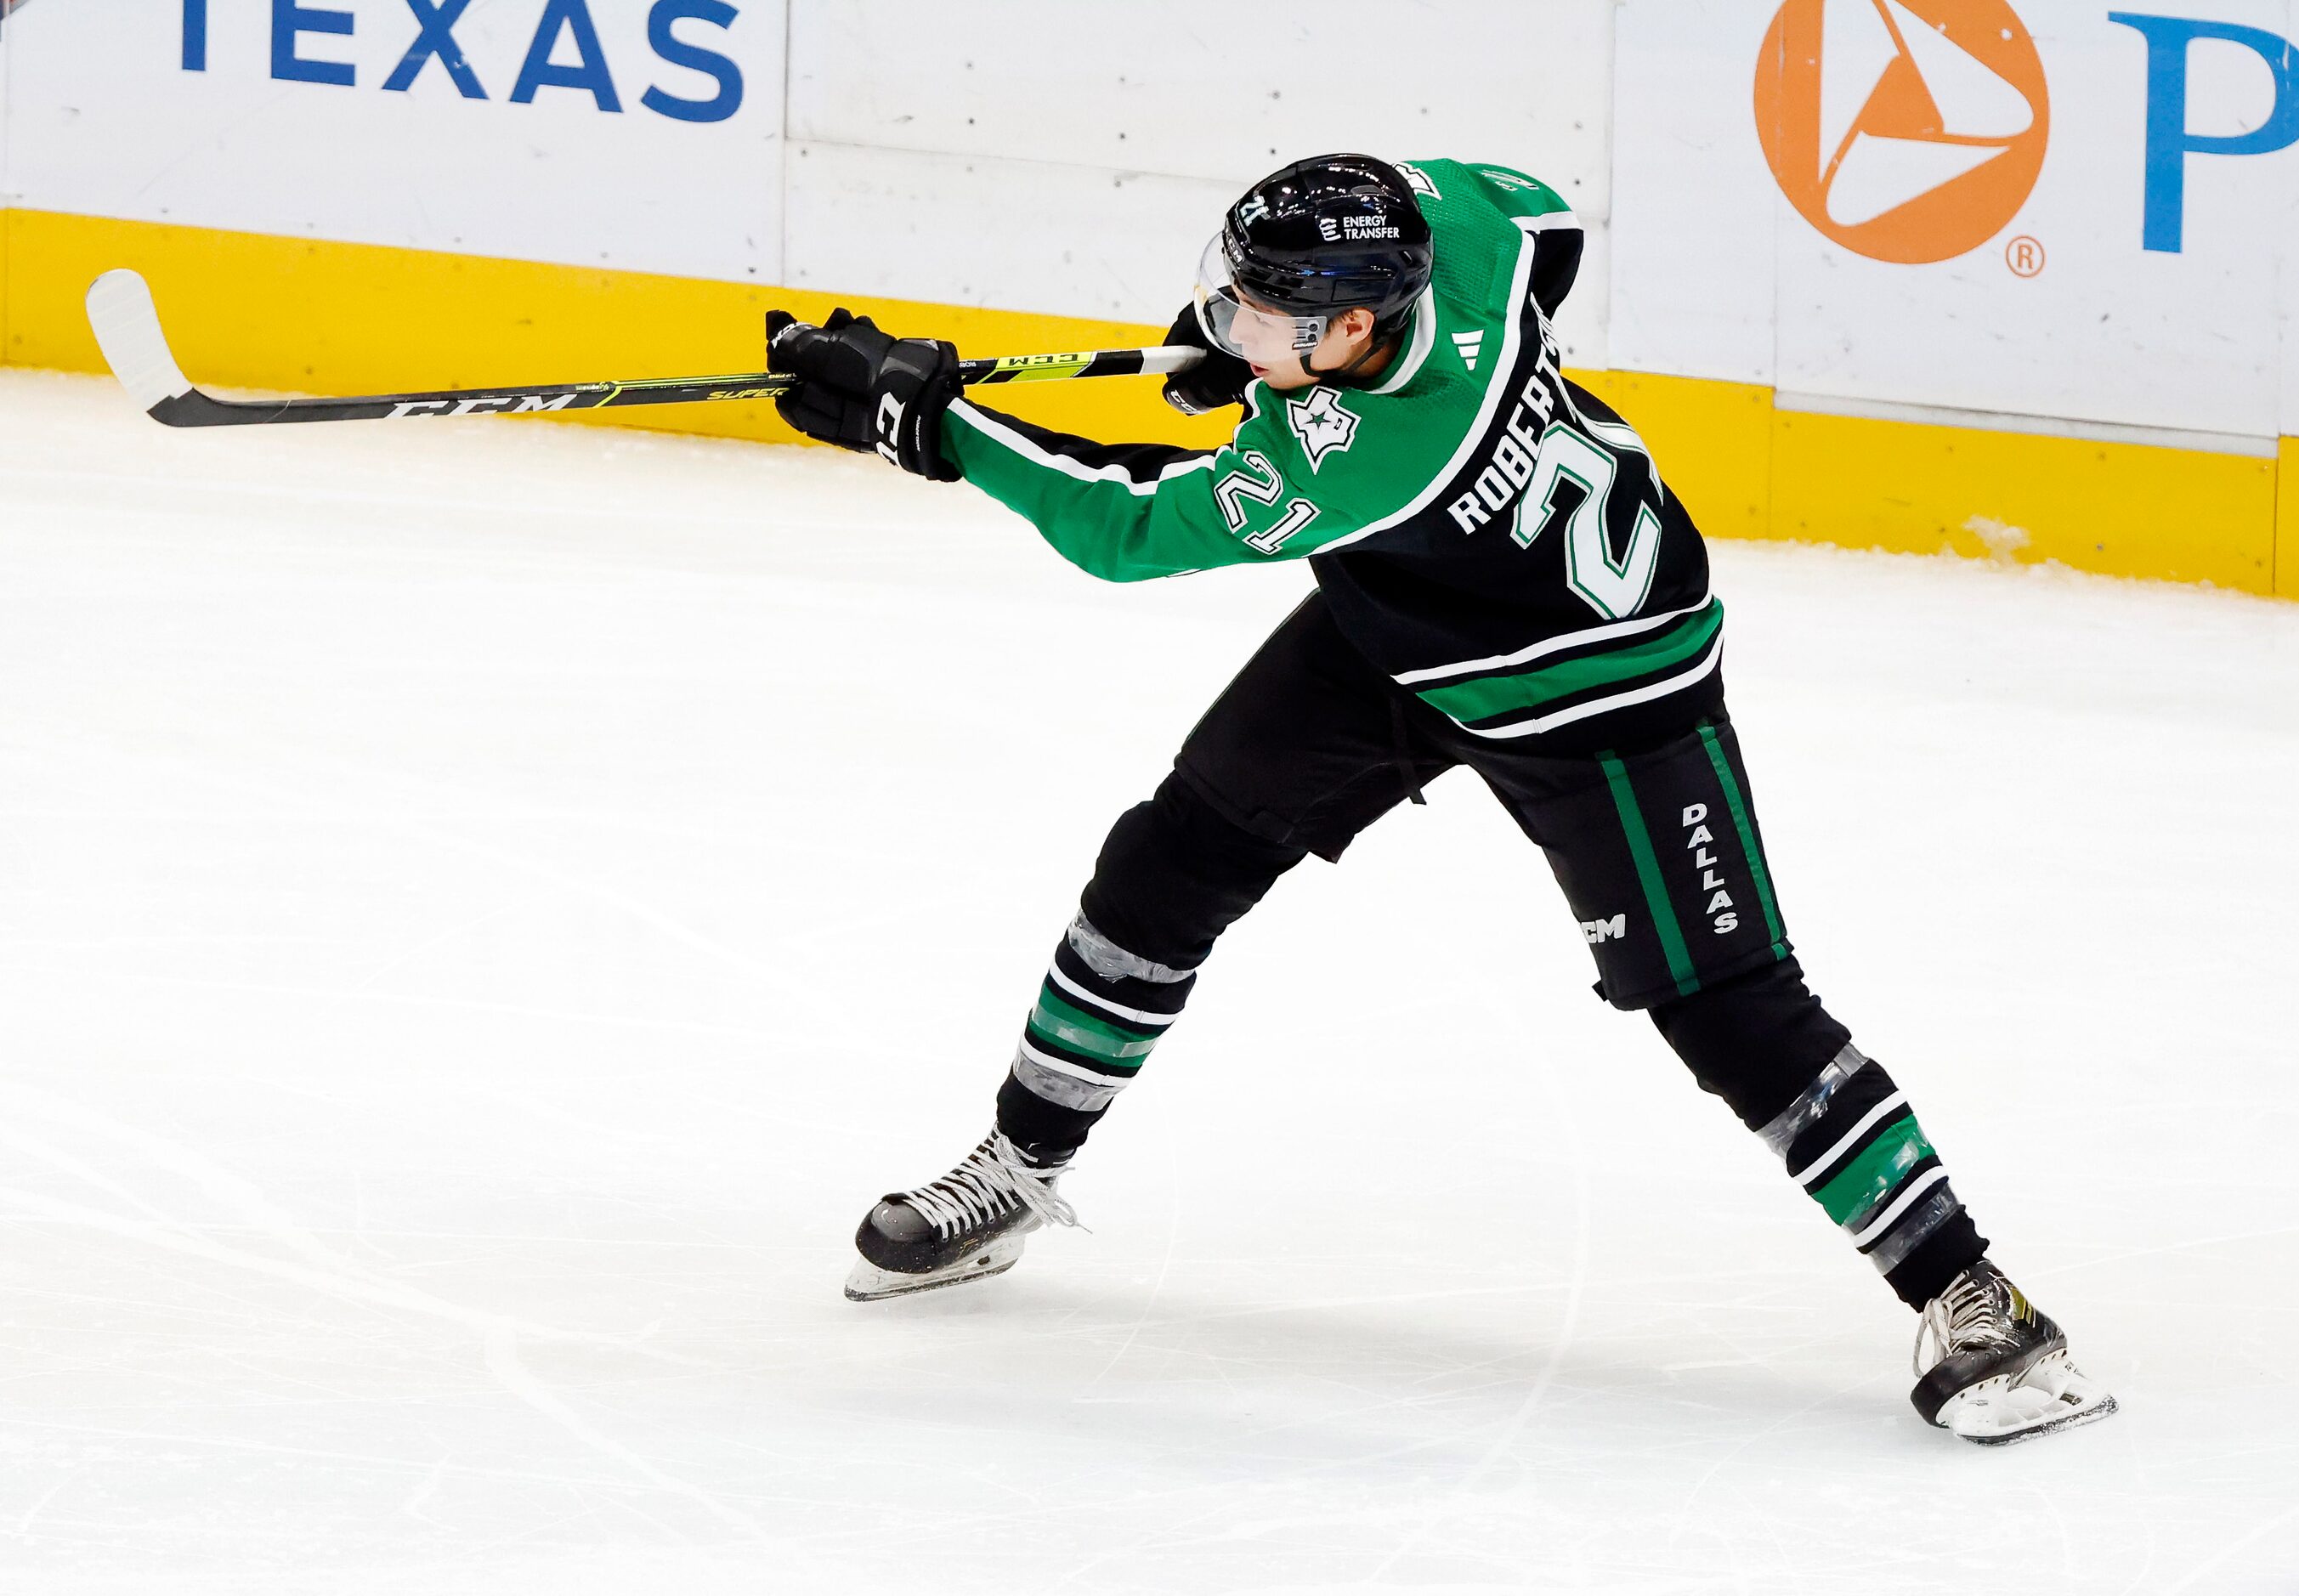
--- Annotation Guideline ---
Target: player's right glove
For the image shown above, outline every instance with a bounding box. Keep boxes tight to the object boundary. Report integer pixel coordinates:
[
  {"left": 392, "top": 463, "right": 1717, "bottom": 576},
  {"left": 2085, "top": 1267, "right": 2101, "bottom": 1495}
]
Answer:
[
  {"left": 1159, "top": 303, "right": 1253, "bottom": 416},
  {"left": 766, "top": 308, "right": 963, "bottom": 482}
]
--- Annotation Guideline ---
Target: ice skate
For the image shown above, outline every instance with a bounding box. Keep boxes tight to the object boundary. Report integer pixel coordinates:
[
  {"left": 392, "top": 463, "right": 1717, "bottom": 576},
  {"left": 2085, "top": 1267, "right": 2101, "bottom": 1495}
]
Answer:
[
  {"left": 844, "top": 1131, "right": 1079, "bottom": 1302},
  {"left": 1911, "top": 1260, "right": 2116, "bottom": 1446}
]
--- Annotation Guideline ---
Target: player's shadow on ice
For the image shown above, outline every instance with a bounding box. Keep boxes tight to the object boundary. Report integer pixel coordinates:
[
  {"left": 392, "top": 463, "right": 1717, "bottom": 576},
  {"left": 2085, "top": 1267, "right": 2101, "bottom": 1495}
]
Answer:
[{"left": 845, "top": 1275, "right": 1894, "bottom": 1446}]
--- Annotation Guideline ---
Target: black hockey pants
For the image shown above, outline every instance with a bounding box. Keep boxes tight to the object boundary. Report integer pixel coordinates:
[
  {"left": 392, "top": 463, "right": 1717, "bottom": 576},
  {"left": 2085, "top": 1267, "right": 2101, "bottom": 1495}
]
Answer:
[
  {"left": 1080, "top": 593, "right": 1848, "bottom": 1123},
  {"left": 1014, "top": 594, "right": 1987, "bottom": 1306}
]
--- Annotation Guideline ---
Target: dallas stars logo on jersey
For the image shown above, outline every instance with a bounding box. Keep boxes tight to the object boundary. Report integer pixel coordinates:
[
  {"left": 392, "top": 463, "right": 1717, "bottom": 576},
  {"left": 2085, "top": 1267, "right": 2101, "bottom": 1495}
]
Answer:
[{"left": 1286, "top": 387, "right": 1360, "bottom": 472}]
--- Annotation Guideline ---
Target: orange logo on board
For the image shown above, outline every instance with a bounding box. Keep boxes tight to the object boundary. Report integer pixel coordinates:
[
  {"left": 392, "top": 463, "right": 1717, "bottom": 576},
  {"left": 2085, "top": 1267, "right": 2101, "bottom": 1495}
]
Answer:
[{"left": 1756, "top": 0, "right": 2049, "bottom": 264}]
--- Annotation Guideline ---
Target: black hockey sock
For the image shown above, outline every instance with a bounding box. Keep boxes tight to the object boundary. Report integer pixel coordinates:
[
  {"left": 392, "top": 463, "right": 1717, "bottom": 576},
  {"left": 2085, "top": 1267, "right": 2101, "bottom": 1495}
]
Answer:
[
  {"left": 993, "top": 778, "right": 1298, "bottom": 1165},
  {"left": 1650, "top": 957, "right": 1852, "bottom": 1129},
  {"left": 1651, "top": 963, "right": 1984, "bottom": 1308},
  {"left": 1758, "top": 1047, "right": 1988, "bottom": 1308},
  {"left": 995, "top": 914, "right": 1197, "bottom": 1163},
  {"left": 995, "top": 1069, "right": 1104, "bottom": 1165}
]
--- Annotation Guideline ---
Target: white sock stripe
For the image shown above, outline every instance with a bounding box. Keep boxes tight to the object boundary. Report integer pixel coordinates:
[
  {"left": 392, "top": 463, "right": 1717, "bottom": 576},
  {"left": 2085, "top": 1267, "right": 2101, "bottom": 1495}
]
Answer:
[
  {"left": 1045, "top": 963, "right": 1179, "bottom": 1029},
  {"left": 1016, "top": 1037, "right": 1136, "bottom": 1087},
  {"left": 1792, "top": 1090, "right": 1911, "bottom": 1187},
  {"left": 1850, "top": 1166, "right": 1953, "bottom": 1248}
]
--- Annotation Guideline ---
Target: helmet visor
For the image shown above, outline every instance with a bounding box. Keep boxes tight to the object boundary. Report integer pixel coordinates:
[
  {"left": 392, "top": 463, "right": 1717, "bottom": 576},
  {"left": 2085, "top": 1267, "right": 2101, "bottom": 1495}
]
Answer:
[{"left": 1194, "top": 234, "right": 1328, "bottom": 363}]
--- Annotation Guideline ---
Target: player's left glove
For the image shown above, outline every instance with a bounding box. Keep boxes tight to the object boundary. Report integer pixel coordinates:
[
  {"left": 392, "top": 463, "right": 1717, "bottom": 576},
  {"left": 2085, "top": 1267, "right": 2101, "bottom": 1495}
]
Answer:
[
  {"left": 765, "top": 308, "right": 963, "bottom": 482},
  {"left": 1159, "top": 303, "right": 1253, "bottom": 416}
]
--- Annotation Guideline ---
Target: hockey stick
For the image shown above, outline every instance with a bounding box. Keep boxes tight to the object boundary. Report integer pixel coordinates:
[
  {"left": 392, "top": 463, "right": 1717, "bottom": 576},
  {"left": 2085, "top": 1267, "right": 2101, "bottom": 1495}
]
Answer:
[{"left": 84, "top": 269, "right": 1203, "bottom": 429}]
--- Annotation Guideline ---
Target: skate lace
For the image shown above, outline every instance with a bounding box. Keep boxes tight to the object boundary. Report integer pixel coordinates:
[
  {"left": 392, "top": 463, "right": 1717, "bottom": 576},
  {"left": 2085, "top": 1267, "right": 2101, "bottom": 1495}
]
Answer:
[
  {"left": 900, "top": 1133, "right": 1079, "bottom": 1241},
  {"left": 1916, "top": 1269, "right": 2020, "bottom": 1373}
]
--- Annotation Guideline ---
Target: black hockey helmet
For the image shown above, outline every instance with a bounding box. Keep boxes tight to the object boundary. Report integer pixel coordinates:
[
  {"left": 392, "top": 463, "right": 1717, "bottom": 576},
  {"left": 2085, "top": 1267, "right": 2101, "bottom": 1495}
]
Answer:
[{"left": 1196, "top": 153, "right": 1435, "bottom": 362}]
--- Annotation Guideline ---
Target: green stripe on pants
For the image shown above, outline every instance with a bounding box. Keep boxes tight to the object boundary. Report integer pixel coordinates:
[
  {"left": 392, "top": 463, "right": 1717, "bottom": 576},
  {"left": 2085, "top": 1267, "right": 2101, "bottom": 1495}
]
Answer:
[
  {"left": 1599, "top": 753, "right": 1699, "bottom": 998},
  {"left": 1417, "top": 603, "right": 1724, "bottom": 723},
  {"left": 1696, "top": 720, "right": 1787, "bottom": 959}
]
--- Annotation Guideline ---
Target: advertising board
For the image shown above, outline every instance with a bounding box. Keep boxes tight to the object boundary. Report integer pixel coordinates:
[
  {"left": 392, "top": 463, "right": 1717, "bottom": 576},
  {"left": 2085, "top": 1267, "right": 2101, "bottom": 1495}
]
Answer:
[{"left": 1615, "top": 0, "right": 2299, "bottom": 444}]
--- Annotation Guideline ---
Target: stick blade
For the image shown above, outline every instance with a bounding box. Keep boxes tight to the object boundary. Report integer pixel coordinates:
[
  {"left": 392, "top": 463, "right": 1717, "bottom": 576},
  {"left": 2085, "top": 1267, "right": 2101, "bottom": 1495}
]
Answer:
[{"left": 86, "top": 269, "right": 195, "bottom": 416}]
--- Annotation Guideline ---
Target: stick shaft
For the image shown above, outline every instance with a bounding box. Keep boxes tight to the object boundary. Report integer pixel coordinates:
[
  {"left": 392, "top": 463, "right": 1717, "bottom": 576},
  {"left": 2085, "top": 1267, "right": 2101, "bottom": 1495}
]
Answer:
[{"left": 83, "top": 270, "right": 1199, "bottom": 429}]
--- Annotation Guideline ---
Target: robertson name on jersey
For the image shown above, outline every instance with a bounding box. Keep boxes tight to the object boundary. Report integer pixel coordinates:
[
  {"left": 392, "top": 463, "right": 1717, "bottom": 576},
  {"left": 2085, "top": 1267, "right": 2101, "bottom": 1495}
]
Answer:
[{"left": 940, "top": 158, "right": 1721, "bottom": 747}]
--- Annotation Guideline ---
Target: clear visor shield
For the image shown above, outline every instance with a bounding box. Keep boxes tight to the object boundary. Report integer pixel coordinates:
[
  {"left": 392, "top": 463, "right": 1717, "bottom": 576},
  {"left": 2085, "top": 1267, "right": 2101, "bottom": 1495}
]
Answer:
[{"left": 1194, "top": 235, "right": 1328, "bottom": 362}]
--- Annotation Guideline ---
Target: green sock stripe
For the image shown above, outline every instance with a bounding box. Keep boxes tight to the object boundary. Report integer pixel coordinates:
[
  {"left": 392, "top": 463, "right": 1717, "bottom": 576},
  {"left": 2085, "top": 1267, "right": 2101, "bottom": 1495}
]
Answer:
[
  {"left": 1811, "top": 1115, "right": 1936, "bottom": 1228},
  {"left": 1028, "top": 990, "right": 1163, "bottom": 1064},
  {"left": 1697, "top": 720, "right": 1787, "bottom": 957},
  {"left": 1037, "top": 985, "right": 1167, "bottom": 1044},
  {"left": 1599, "top": 752, "right": 1700, "bottom": 998}
]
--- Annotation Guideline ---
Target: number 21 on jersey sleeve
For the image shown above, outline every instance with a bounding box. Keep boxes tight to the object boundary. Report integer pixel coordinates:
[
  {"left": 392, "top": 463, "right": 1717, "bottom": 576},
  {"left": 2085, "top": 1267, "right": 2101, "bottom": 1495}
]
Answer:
[{"left": 1214, "top": 450, "right": 1321, "bottom": 556}]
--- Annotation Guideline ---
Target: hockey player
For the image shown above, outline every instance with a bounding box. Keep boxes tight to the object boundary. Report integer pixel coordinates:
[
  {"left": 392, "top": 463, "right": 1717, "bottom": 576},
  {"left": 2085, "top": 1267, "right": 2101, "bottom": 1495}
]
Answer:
[{"left": 764, "top": 155, "right": 2115, "bottom": 1446}]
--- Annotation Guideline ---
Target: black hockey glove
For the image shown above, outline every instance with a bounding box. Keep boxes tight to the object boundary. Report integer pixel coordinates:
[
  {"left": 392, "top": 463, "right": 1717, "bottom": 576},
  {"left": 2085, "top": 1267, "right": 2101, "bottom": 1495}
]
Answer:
[
  {"left": 1158, "top": 303, "right": 1252, "bottom": 416},
  {"left": 765, "top": 308, "right": 963, "bottom": 482}
]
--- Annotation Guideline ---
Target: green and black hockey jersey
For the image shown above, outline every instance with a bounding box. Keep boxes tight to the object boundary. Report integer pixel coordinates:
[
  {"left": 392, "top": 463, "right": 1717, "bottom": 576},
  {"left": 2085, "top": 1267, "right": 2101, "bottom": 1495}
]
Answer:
[{"left": 941, "top": 158, "right": 1720, "bottom": 748}]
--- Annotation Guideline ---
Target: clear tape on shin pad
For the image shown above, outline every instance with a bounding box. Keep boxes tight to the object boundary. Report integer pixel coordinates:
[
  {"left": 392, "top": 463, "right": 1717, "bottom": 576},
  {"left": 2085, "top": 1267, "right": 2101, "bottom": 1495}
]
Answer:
[
  {"left": 1863, "top": 1180, "right": 1962, "bottom": 1275},
  {"left": 1067, "top": 915, "right": 1192, "bottom": 984},
  {"left": 1757, "top": 1043, "right": 1871, "bottom": 1160},
  {"left": 1010, "top": 1052, "right": 1124, "bottom": 1112},
  {"left": 1755, "top": 1044, "right": 1968, "bottom": 1278},
  {"left": 1009, "top": 917, "right": 1192, "bottom": 1113}
]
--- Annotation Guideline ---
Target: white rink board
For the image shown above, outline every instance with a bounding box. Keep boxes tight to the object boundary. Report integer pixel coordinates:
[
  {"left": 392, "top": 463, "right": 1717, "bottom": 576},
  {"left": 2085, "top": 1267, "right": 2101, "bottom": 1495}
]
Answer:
[
  {"left": 1, "top": 368, "right": 2296, "bottom": 1593},
  {"left": 1608, "top": 0, "right": 1783, "bottom": 387},
  {"left": 784, "top": 0, "right": 1617, "bottom": 197},
  {"left": 781, "top": 0, "right": 1616, "bottom": 344},
  {"left": 1611, "top": 0, "right": 2299, "bottom": 440},
  {"left": 781, "top": 142, "right": 1237, "bottom": 326}
]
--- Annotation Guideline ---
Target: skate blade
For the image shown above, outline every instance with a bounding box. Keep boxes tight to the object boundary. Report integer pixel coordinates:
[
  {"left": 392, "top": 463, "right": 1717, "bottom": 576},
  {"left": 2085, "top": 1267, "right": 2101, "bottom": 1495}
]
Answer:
[
  {"left": 842, "top": 1235, "right": 1028, "bottom": 1303},
  {"left": 1943, "top": 1354, "right": 2118, "bottom": 1446}
]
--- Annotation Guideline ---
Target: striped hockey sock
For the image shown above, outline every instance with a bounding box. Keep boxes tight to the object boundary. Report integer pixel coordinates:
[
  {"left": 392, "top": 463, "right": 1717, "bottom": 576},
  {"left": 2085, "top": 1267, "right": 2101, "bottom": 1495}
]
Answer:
[
  {"left": 1758, "top": 1044, "right": 1988, "bottom": 1307},
  {"left": 997, "top": 916, "right": 1194, "bottom": 1158}
]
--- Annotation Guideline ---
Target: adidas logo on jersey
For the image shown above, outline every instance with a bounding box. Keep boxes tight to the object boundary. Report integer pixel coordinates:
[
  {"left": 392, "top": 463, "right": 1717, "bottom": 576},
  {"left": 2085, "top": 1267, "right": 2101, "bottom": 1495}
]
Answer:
[
  {"left": 1480, "top": 168, "right": 1547, "bottom": 194},
  {"left": 1452, "top": 331, "right": 1485, "bottom": 372}
]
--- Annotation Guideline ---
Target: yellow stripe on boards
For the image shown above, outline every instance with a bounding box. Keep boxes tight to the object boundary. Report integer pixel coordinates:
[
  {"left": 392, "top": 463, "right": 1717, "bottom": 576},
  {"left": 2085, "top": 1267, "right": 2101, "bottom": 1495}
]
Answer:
[
  {"left": 1772, "top": 406, "right": 2278, "bottom": 596},
  {"left": 1, "top": 208, "right": 2289, "bottom": 597},
  {"left": 2278, "top": 438, "right": 2299, "bottom": 600},
  {"left": 1579, "top": 368, "right": 2283, "bottom": 597},
  {"left": 1, "top": 210, "right": 14, "bottom": 363}
]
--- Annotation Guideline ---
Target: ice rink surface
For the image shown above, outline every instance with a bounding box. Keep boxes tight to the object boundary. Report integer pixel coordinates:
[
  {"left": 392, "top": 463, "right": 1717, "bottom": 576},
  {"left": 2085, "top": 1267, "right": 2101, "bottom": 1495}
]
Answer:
[{"left": 2, "top": 366, "right": 2295, "bottom": 1594}]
